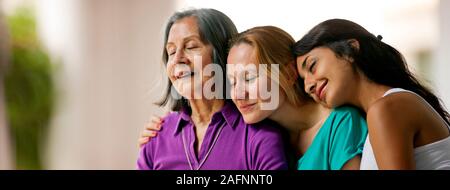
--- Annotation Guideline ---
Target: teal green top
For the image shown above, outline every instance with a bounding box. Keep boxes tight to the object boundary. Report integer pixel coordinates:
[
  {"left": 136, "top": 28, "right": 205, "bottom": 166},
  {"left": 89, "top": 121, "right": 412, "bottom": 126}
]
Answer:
[{"left": 297, "top": 106, "right": 368, "bottom": 170}]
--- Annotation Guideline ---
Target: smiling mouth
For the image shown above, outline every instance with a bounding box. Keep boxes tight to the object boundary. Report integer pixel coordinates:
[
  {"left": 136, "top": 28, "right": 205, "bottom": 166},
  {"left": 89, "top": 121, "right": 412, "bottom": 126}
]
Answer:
[
  {"left": 315, "top": 80, "right": 328, "bottom": 101},
  {"left": 175, "top": 71, "right": 194, "bottom": 80},
  {"left": 239, "top": 103, "right": 257, "bottom": 113}
]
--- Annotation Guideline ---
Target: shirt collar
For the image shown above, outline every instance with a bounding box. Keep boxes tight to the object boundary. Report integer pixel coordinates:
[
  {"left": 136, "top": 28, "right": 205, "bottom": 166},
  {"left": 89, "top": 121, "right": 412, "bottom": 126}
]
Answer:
[
  {"left": 172, "top": 101, "right": 240, "bottom": 136},
  {"left": 220, "top": 100, "right": 240, "bottom": 128}
]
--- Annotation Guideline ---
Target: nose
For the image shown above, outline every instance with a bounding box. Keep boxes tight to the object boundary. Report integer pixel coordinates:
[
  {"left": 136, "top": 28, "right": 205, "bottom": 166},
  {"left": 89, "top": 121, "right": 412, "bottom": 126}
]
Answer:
[
  {"left": 304, "top": 75, "right": 317, "bottom": 96},
  {"left": 172, "top": 49, "right": 188, "bottom": 65},
  {"left": 233, "top": 80, "right": 248, "bottom": 100}
]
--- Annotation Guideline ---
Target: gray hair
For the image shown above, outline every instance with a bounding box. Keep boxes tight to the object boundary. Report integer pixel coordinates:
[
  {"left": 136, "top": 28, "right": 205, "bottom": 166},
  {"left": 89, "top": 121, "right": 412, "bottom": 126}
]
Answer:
[{"left": 156, "top": 8, "right": 238, "bottom": 111}]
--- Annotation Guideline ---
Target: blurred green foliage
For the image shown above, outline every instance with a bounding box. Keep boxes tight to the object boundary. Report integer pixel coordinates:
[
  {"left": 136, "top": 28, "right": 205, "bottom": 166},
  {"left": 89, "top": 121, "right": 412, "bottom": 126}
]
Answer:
[{"left": 4, "top": 7, "right": 55, "bottom": 169}]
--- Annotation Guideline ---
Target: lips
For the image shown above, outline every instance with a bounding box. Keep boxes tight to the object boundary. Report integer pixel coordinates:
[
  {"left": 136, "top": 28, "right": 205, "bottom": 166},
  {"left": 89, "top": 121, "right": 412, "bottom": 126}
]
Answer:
[
  {"left": 315, "top": 80, "right": 328, "bottom": 101},
  {"left": 174, "top": 70, "right": 194, "bottom": 80},
  {"left": 177, "top": 71, "right": 193, "bottom": 79},
  {"left": 238, "top": 102, "right": 257, "bottom": 113}
]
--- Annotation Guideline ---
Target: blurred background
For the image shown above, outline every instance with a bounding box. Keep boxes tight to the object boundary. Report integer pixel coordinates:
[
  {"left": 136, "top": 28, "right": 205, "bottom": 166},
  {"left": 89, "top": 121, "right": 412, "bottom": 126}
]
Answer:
[{"left": 0, "top": 0, "right": 449, "bottom": 169}]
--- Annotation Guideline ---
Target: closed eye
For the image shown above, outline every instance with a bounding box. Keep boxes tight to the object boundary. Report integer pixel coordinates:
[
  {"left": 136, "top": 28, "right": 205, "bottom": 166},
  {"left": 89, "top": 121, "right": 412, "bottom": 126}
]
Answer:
[
  {"left": 186, "top": 46, "right": 198, "bottom": 50},
  {"left": 245, "top": 74, "right": 258, "bottom": 82},
  {"left": 308, "top": 60, "right": 316, "bottom": 73},
  {"left": 228, "top": 77, "right": 236, "bottom": 86}
]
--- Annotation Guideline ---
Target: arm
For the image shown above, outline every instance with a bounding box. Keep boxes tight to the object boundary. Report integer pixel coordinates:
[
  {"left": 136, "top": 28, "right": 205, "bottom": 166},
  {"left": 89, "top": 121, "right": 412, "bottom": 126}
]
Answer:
[
  {"left": 341, "top": 155, "right": 361, "bottom": 170},
  {"left": 136, "top": 143, "right": 153, "bottom": 170},
  {"left": 367, "top": 100, "right": 416, "bottom": 169},
  {"left": 136, "top": 119, "right": 159, "bottom": 169},
  {"left": 329, "top": 107, "right": 368, "bottom": 170}
]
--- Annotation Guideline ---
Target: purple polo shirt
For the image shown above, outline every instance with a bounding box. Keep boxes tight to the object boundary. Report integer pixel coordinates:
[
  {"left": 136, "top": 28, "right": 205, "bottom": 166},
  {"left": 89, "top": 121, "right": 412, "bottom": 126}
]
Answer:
[{"left": 137, "top": 101, "right": 288, "bottom": 170}]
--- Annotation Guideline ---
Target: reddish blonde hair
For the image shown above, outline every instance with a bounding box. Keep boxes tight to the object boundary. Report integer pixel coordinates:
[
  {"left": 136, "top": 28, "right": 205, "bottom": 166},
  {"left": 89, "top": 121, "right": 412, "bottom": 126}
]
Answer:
[{"left": 230, "top": 26, "right": 309, "bottom": 106}]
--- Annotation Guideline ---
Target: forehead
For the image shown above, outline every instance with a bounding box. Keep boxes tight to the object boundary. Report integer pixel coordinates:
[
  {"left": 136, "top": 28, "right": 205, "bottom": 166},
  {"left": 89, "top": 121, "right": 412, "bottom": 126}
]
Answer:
[
  {"left": 298, "top": 47, "right": 332, "bottom": 59},
  {"left": 228, "top": 43, "right": 256, "bottom": 65},
  {"left": 227, "top": 44, "right": 260, "bottom": 74},
  {"left": 296, "top": 47, "right": 330, "bottom": 66},
  {"left": 167, "top": 17, "right": 200, "bottom": 41}
]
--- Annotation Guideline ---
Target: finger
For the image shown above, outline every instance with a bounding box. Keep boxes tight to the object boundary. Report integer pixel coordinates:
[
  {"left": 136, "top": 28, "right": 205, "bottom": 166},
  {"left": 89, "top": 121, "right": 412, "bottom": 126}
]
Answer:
[
  {"left": 164, "top": 111, "right": 171, "bottom": 117},
  {"left": 138, "top": 137, "right": 149, "bottom": 147},
  {"left": 142, "top": 130, "right": 157, "bottom": 137},
  {"left": 145, "top": 122, "right": 161, "bottom": 131},
  {"left": 151, "top": 116, "right": 164, "bottom": 124}
]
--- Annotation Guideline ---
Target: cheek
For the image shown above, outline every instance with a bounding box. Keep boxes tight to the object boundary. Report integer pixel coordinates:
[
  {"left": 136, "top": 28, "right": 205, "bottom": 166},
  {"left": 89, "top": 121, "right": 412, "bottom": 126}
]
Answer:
[
  {"left": 248, "top": 81, "right": 258, "bottom": 99},
  {"left": 185, "top": 51, "right": 212, "bottom": 71},
  {"left": 255, "top": 77, "right": 273, "bottom": 102},
  {"left": 313, "top": 65, "right": 328, "bottom": 79},
  {"left": 199, "top": 49, "right": 213, "bottom": 67},
  {"left": 331, "top": 67, "right": 353, "bottom": 90},
  {"left": 326, "top": 73, "right": 354, "bottom": 107},
  {"left": 166, "top": 62, "right": 175, "bottom": 81},
  {"left": 230, "top": 86, "right": 237, "bottom": 100}
]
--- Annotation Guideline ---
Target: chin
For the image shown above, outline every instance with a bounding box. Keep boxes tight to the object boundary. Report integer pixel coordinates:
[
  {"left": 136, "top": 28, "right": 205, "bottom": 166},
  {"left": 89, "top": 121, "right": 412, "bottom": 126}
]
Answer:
[
  {"left": 242, "top": 114, "right": 264, "bottom": 124},
  {"left": 327, "top": 97, "right": 344, "bottom": 109},
  {"left": 327, "top": 90, "right": 348, "bottom": 108},
  {"left": 318, "top": 101, "right": 330, "bottom": 108},
  {"left": 174, "top": 88, "right": 191, "bottom": 99}
]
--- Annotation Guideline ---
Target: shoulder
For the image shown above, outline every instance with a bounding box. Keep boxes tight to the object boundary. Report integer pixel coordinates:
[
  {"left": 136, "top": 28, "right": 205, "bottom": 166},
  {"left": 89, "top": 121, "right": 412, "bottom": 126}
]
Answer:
[
  {"left": 160, "top": 112, "right": 184, "bottom": 130},
  {"left": 243, "top": 119, "right": 288, "bottom": 170},
  {"left": 162, "top": 112, "right": 182, "bottom": 124},
  {"left": 322, "top": 107, "right": 367, "bottom": 169},
  {"left": 246, "top": 119, "right": 284, "bottom": 141},
  {"left": 328, "top": 106, "right": 367, "bottom": 130},
  {"left": 148, "top": 112, "right": 183, "bottom": 139},
  {"left": 247, "top": 119, "right": 283, "bottom": 134},
  {"left": 332, "top": 106, "right": 365, "bottom": 119},
  {"left": 367, "top": 92, "right": 423, "bottom": 132},
  {"left": 365, "top": 92, "right": 424, "bottom": 145},
  {"left": 327, "top": 106, "right": 368, "bottom": 139},
  {"left": 368, "top": 91, "right": 429, "bottom": 118}
]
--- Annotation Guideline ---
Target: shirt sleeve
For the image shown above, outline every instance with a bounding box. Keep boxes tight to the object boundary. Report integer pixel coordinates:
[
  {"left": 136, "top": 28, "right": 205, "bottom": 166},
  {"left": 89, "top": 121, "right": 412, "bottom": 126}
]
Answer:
[
  {"left": 328, "top": 107, "right": 368, "bottom": 170},
  {"left": 136, "top": 143, "right": 153, "bottom": 170},
  {"left": 249, "top": 123, "right": 288, "bottom": 170}
]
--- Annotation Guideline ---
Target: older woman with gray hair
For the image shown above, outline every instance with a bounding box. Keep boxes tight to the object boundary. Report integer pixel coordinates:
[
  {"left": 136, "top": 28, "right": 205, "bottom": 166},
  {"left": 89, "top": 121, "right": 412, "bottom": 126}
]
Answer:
[{"left": 137, "top": 8, "right": 288, "bottom": 170}]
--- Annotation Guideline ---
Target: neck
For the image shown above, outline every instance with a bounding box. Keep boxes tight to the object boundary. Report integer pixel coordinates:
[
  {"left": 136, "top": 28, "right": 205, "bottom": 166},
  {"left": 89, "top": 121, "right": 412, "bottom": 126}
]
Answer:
[
  {"left": 269, "top": 99, "right": 331, "bottom": 134},
  {"left": 354, "top": 79, "right": 391, "bottom": 112},
  {"left": 269, "top": 99, "right": 331, "bottom": 155},
  {"left": 189, "top": 99, "right": 225, "bottom": 125}
]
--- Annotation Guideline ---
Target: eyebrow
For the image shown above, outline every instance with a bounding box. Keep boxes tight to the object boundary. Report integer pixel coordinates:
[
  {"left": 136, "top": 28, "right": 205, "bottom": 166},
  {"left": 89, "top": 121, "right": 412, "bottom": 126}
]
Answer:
[
  {"left": 165, "top": 43, "right": 174, "bottom": 49},
  {"left": 302, "top": 56, "right": 310, "bottom": 70},
  {"left": 184, "top": 35, "right": 201, "bottom": 42},
  {"left": 166, "top": 35, "right": 202, "bottom": 48}
]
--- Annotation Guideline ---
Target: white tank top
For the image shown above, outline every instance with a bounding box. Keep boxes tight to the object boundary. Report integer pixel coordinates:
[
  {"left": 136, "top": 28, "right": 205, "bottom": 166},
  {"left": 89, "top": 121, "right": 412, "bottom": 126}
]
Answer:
[{"left": 360, "top": 88, "right": 450, "bottom": 170}]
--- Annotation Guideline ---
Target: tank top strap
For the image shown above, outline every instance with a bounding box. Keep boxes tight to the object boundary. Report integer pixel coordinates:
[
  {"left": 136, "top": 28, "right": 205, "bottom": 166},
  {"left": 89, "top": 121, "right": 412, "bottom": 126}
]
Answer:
[
  {"left": 382, "top": 88, "right": 450, "bottom": 130},
  {"left": 382, "top": 88, "right": 411, "bottom": 97}
]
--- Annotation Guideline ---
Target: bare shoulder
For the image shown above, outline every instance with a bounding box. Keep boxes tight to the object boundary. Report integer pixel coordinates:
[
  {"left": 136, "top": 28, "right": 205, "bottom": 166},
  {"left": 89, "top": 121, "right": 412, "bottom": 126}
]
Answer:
[{"left": 367, "top": 92, "right": 423, "bottom": 133}]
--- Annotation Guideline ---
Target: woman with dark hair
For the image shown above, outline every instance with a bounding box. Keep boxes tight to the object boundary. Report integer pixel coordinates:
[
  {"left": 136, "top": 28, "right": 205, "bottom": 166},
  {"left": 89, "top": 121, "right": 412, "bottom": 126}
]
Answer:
[
  {"left": 137, "top": 8, "right": 287, "bottom": 170},
  {"left": 294, "top": 18, "right": 450, "bottom": 169}
]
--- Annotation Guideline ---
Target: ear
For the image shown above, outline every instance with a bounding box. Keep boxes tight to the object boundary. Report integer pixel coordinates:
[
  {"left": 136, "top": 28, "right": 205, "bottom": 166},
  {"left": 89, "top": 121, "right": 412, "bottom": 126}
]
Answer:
[{"left": 347, "top": 39, "right": 360, "bottom": 51}]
